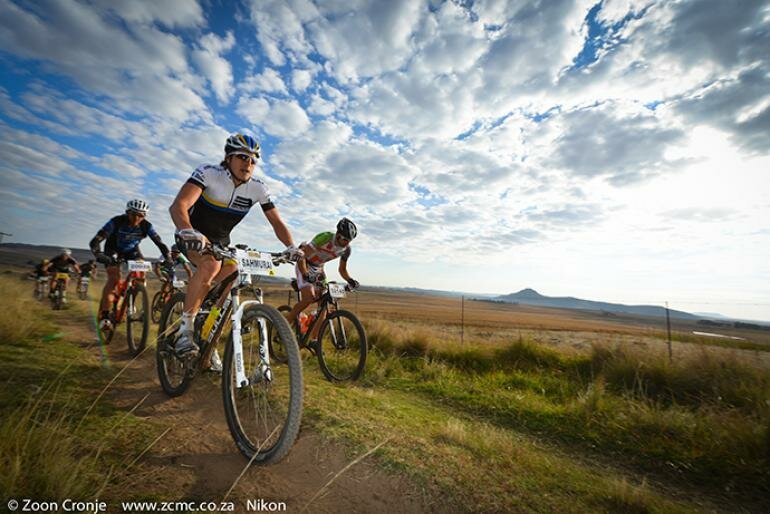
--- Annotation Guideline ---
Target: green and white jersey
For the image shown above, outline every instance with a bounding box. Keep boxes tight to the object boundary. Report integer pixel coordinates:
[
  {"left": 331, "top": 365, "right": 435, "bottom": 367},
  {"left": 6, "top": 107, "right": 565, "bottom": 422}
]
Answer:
[{"left": 303, "top": 232, "right": 351, "bottom": 270}]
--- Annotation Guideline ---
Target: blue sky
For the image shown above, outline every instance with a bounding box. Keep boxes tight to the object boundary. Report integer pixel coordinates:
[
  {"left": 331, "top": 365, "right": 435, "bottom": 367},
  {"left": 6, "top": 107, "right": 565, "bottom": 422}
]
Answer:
[{"left": 1, "top": 0, "right": 769, "bottom": 320}]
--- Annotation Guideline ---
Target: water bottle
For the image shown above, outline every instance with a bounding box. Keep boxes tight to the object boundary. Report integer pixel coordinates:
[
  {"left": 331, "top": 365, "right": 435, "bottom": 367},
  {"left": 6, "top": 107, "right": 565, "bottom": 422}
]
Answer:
[
  {"left": 298, "top": 312, "right": 309, "bottom": 334},
  {"left": 201, "top": 306, "right": 220, "bottom": 339}
]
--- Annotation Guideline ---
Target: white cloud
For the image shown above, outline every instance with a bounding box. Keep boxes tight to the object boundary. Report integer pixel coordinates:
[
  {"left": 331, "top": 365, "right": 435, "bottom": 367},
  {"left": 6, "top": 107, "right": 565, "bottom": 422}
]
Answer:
[
  {"left": 0, "top": 0, "right": 208, "bottom": 121},
  {"left": 192, "top": 31, "right": 236, "bottom": 104},
  {"left": 242, "top": 68, "right": 289, "bottom": 95},
  {"left": 291, "top": 69, "right": 313, "bottom": 92},
  {"left": 236, "top": 96, "right": 311, "bottom": 137},
  {"left": 92, "top": 0, "right": 204, "bottom": 28}
]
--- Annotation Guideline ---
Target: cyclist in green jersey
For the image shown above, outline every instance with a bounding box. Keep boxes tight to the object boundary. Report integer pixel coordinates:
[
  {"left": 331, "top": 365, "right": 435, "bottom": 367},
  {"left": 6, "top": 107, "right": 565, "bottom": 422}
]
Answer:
[
  {"left": 153, "top": 244, "right": 193, "bottom": 287},
  {"left": 286, "top": 218, "right": 360, "bottom": 341}
]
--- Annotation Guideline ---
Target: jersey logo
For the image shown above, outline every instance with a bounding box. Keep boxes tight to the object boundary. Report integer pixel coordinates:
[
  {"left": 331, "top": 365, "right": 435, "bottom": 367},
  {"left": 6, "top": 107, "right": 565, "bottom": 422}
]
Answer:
[{"left": 232, "top": 196, "right": 253, "bottom": 210}]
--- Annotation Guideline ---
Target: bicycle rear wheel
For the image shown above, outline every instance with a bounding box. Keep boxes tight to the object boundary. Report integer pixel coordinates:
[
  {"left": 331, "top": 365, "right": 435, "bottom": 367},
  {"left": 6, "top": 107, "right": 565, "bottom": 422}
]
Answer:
[
  {"left": 156, "top": 292, "right": 193, "bottom": 396},
  {"left": 267, "top": 305, "right": 296, "bottom": 364},
  {"left": 126, "top": 284, "right": 149, "bottom": 356},
  {"left": 222, "top": 303, "right": 303, "bottom": 464},
  {"left": 151, "top": 291, "right": 164, "bottom": 323},
  {"left": 317, "top": 310, "right": 367, "bottom": 382}
]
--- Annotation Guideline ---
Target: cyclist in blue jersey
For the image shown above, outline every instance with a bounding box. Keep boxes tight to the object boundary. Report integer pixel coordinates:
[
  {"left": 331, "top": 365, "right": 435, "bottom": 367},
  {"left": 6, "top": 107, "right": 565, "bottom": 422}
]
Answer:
[
  {"left": 169, "top": 133, "right": 302, "bottom": 363},
  {"left": 90, "top": 199, "right": 171, "bottom": 332}
]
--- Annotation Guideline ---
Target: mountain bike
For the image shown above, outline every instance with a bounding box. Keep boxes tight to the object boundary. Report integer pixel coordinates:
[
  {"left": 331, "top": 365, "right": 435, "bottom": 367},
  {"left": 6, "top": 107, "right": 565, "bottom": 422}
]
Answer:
[
  {"left": 99, "top": 260, "right": 151, "bottom": 356},
  {"left": 156, "top": 244, "right": 302, "bottom": 464},
  {"left": 34, "top": 276, "right": 49, "bottom": 300},
  {"left": 77, "top": 276, "right": 91, "bottom": 300},
  {"left": 274, "top": 279, "right": 367, "bottom": 382},
  {"left": 151, "top": 277, "right": 186, "bottom": 323},
  {"left": 50, "top": 272, "right": 70, "bottom": 310}
]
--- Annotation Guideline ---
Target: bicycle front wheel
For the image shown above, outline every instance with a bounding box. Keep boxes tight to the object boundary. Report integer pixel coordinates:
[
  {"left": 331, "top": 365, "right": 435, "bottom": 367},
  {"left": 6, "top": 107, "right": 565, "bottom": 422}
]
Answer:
[
  {"left": 126, "top": 284, "right": 149, "bottom": 356},
  {"left": 222, "top": 303, "right": 303, "bottom": 464},
  {"left": 317, "top": 310, "right": 367, "bottom": 382},
  {"left": 52, "top": 282, "right": 64, "bottom": 310}
]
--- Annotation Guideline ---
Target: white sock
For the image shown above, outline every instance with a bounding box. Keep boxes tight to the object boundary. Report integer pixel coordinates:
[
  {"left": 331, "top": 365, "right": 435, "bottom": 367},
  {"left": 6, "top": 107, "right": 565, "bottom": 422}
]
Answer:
[{"left": 179, "top": 312, "right": 195, "bottom": 333}]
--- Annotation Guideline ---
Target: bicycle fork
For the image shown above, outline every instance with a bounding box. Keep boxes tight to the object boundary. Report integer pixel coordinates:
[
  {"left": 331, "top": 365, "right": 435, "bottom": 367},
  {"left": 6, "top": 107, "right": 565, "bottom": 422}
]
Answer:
[{"left": 230, "top": 290, "right": 272, "bottom": 388}]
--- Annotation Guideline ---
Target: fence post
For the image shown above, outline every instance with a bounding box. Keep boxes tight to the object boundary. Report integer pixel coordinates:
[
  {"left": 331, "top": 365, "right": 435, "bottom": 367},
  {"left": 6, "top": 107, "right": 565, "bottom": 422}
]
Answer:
[
  {"left": 665, "top": 301, "right": 672, "bottom": 362},
  {"left": 461, "top": 295, "right": 464, "bottom": 345}
]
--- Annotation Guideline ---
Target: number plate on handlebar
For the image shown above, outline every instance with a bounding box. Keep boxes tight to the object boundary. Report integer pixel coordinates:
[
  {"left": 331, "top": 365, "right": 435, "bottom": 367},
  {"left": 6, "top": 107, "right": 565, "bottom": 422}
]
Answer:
[
  {"left": 328, "top": 282, "right": 346, "bottom": 299},
  {"left": 235, "top": 249, "right": 275, "bottom": 276},
  {"left": 127, "top": 260, "right": 152, "bottom": 272},
  {"left": 172, "top": 279, "right": 186, "bottom": 288}
]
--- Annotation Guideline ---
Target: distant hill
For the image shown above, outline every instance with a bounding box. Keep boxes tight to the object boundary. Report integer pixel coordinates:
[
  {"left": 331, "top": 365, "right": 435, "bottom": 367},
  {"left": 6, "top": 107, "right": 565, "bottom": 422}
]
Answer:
[
  {"left": 0, "top": 243, "right": 95, "bottom": 267},
  {"left": 494, "top": 288, "right": 698, "bottom": 320}
]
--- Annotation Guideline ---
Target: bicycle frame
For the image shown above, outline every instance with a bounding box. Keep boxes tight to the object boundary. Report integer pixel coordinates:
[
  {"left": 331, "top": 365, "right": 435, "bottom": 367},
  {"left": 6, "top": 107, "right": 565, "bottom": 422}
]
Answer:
[
  {"left": 289, "top": 283, "right": 346, "bottom": 348},
  {"left": 112, "top": 264, "right": 147, "bottom": 324},
  {"left": 192, "top": 248, "right": 281, "bottom": 387}
]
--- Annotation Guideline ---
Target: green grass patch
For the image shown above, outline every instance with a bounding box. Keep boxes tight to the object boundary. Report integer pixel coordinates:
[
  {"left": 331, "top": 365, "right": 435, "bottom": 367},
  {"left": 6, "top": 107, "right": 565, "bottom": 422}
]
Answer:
[
  {"left": 302, "top": 361, "right": 697, "bottom": 513},
  {"left": 359, "top": 318, "right": 770, "bottom": 507}
]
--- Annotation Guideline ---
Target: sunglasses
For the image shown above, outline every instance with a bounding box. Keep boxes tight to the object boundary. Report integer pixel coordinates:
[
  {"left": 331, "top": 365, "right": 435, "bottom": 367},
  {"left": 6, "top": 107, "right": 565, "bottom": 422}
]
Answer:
[
  {"left": 128, "top": 211, "right": 146, "bottom": 218},
  {"left": 232, "top": 153, "right": 258, "bottom": 164}
]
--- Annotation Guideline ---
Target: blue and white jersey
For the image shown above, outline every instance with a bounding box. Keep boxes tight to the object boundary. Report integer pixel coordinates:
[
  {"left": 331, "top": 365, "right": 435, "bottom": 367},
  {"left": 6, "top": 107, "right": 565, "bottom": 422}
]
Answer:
[
  {"left": 100, "top": 215, "right": 158, "bottom": 254},
  {"left": 187, "top": 164, "right": 274, "bottom": 245}
]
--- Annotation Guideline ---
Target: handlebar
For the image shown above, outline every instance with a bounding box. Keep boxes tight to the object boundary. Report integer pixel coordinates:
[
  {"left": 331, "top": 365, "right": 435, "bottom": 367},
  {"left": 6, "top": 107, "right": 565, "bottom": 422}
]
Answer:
[{"left": 203, "top": 243, "right": 295, "bottom": 266}]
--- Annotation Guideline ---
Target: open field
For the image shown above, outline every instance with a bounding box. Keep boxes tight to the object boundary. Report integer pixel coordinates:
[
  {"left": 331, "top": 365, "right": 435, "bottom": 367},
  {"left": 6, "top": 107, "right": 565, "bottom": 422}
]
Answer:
[{"left": 2, "top": 266, "right": 769, "bottom": 512}]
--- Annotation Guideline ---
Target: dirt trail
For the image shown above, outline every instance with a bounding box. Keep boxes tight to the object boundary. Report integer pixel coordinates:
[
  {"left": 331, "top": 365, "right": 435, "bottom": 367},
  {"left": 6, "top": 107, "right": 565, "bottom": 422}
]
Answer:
[{"left": 54, "top": 312, "right": 439, "bottom": 514}]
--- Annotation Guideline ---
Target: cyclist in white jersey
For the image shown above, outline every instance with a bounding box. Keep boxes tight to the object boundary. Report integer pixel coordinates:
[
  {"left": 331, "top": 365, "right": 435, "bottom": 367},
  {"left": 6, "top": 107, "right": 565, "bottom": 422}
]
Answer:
[
  {"left": 286, "top": 218, "right": 360, "bottom": 342},
  {"left": 170, "top": 133, "right": 302, "bottom": 366}
]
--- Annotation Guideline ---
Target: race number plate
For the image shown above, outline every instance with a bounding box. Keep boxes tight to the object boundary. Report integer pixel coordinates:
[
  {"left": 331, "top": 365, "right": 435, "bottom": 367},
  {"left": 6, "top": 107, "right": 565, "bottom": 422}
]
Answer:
[
  {"left": 127, "top": 260, "right": 152, "bottom": 272},
  {"left": 172, "top": 279, "right": 186, "bottom": 288},
  {"left": 235, "top": 249, "right": 275, "bottom": 276},
  {"left": 328, "top": 282, "right": 346, "bottom": 299}
]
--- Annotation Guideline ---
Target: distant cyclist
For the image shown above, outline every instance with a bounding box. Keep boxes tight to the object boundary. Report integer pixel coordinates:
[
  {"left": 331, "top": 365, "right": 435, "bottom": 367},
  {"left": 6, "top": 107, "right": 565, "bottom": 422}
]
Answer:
[
  {"left": 285, "top": 218, "right": 360, "bottom": 341},
  {"left": 31, "top": 258, "right": 50, "bottom": 298},
  {"left": 152, "top": 244, "right": 193, "bottom": 294},
  {"left": 33, "top": 258, "right": 50, "bottom": 280},
  {"left": 79, "top": 259, "right": 98, "bottom": 281},
  {"left": 45, "top": 249, "right": 81, "bottom": 302},
  {"left": 89, "top": 199, "right": 170, "bottom": 332},
  {"left": 169, "top": 133, "right": 302, "bottom": 368}
]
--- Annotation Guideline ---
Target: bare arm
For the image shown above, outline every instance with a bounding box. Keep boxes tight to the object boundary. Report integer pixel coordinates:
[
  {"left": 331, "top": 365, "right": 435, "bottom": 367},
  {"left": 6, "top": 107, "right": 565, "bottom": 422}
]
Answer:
[
  {"left": 338, "top": 259, "right": 352, "bottom": 282},
  {"left": 297, "top": 244, "right": 311, "bottom": 276},
  {"left": 263, "top": 208, "right": 295, "bottom": 248},
  {"left": 183, "top": 263, "right": 193, "bottom": 280},
  {"left": 169, "top": 183, "right": 203, "bottom": 230}
]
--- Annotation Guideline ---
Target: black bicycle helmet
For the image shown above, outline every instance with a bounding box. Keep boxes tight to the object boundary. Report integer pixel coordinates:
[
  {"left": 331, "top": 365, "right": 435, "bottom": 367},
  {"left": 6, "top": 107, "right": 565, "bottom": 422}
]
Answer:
[{"left": 336, "top": 217, "right": 357, "bottom": 240}]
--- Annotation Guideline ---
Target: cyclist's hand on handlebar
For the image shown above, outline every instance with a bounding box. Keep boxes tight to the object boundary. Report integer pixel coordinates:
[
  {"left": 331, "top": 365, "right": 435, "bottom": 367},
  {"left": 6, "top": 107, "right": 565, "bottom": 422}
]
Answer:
[
  {"left": 346, "top": 278, "right": 360, "bottom": 290},
  {"left": 95, "top": 253, "right": 116, "bottom": 266},
  {"left": 284, "top": 244, "right": 304, "bottom": 262},
  {"left": 175, "top": 228, "right": 206, "bottom": 253}
]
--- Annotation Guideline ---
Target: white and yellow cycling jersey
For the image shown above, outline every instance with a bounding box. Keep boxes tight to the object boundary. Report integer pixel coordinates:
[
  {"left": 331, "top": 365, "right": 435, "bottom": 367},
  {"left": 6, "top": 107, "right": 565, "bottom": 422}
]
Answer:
[{"left": 187, "top": 164, "right": 274, "bottom": 245}]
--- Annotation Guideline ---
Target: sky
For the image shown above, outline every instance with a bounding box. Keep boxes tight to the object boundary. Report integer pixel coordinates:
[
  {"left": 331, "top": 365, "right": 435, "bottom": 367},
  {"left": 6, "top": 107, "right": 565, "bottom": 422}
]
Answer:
[{"left": 1, "top": 0, "right": 769, "bottom": 321}]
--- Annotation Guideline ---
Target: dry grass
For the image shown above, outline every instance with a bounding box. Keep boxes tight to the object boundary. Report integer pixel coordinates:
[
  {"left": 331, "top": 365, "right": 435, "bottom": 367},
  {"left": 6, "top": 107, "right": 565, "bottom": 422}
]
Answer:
[{"left": 0, "top": 274, "right": 52, "bottom": 342}]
